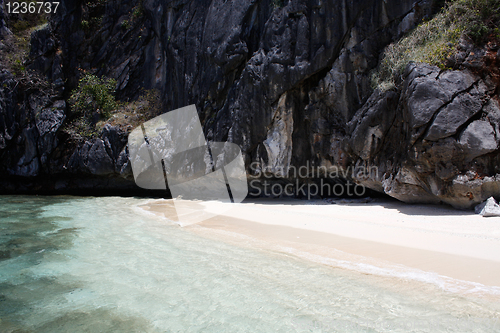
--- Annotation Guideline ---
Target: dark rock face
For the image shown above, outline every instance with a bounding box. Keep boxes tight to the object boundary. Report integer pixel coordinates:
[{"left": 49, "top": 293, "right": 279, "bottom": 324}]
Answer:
[
  {"left": 65, "top": 124, "right": 129, "bottom": 177},
  {"left": 0, "top": 2, "right": 6, "bottom": 37},
  {"left": 0, "top": 67, "right": 132, "bottom": 192},
  {"left": 347, "top": 63, "right": 500, "bottom": 208},
  {"left": 0, "top": 0, "right": 499, "bottom": 207}
]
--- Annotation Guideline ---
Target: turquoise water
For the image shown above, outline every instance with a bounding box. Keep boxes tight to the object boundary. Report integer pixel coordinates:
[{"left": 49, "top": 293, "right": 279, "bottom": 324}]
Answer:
[{"left": 0, "top": 196, "right": 499, "bottom": 332}]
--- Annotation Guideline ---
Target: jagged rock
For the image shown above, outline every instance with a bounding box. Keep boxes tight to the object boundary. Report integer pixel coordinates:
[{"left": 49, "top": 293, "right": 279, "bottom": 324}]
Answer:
[
  {"left": 483, "top": 99, "right": 500, "bottom": 137},
  {"left": 262, "top": 93, "right": 294, "bottom": 174},
  {"left": 425, "top": 89, "right": 483, "bottom": 141},
  {"left": 0, "top": 2, "right": 11, "bottom": 38},
  {"left": 348, "top": 62, "right": 500, "bottom": 209},
  {"left": 475, "top": 197, "right": 500, "bottom": 217},
  {"left": 0, "top": 70, "right": 17, "bottom": 150},
  {"left": 1, "top": 0, "right": 499, "bottom": 206},
  {"left": 459, "top": 120, "right": 499, "bottom": 161},
  {"left": 348, "top": 90, "right": 399, "bottom": 161},
  {"left": 87, "top": 139, "right": 115, "bottom": 175},
  {"left": 14, "top": 126, "right": 40, "bottom": 177},
  {"left": 382, "top": 167, "right": 441, "bottom": 204},
  {"left": 101, "top": 124, "right": 128, "bottom": 161},
  {"left": 36, "top": 101, "right": 66, "bottom": 168},
  {"left": 402, "top": 65, "right": 478, "bottom": 143},
  {"left": 405, "top": 74, "right": 449, "bottom": 129},
  {"left": 116, "top": 147, "right": 132, "bottom": 178},
  {"left": 66, "top": 139, "right": 115, "bottom": 176},
  {"left": 29, "top": 25, "right": 56, "bottom": 75}
]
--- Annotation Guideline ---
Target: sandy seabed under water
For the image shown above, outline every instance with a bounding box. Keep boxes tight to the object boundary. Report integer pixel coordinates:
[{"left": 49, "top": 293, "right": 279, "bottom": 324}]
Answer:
[{"left": 0, "top": 195, "right": 499, "bottom": 332}]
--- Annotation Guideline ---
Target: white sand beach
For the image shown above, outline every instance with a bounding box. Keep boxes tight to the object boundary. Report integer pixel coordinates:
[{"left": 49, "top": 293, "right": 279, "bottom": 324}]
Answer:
[{"left": 141, "top": 198, "right": 500, "bottom": 293}]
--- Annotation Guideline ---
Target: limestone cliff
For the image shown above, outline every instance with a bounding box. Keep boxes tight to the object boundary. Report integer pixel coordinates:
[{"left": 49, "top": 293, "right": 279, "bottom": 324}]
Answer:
[{"left": 1, "top": 0, "right": 499, "bottom": 208}]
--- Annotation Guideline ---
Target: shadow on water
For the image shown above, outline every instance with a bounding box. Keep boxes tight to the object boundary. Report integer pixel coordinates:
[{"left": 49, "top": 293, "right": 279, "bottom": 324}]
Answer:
[
  {"left": 0, "top": 277, "right": 79, "bottom": 332},
  {"left": 1, "top": 308, "right": 160, "bottom": 333},
  {"left": 0, "top": 273, "right": 160, "bottom": 332},
  {"left": 0, "top": 196, "right": 76, "bottom": 330},
  {"left": 34, "top": 310, "right": 160, "bottom": 333},
  {"left": 0, "top": 196, "right": 76, "bottom": 262},
  {"left": 0, "top": 196, "right": 157, "bottom": 332}
]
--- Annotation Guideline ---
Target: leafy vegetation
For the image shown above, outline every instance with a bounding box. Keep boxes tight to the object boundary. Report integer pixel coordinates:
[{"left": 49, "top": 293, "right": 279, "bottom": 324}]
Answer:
[
  {"left": 372, "top": 0, "right": 500, "bottom": 91},
  {"left": 66, "top": 74, "right": 118, "bottom": 139},
  {"left": 132, "top": 1, "right": 144, "bottom": 19},
  {"left": 271, "top": 0, "right": 285, "bottom": 9},
  {"left": 99, "top": 89, "right": 163, "bottom": 132},
  {"left": 12, "top": 59, "right": 26, "bottom": 73},
  {"left": 6, "top": 0, "right": 48, "bottom": 34},
  {"left": 63, "top": 116, "right": 100, "bottom": 139},
  {"left": 1, "top": 1, "right": 48, "bottom": 77},
  {"left": 80, "top": 0, "right": 107, "bottom": 35},
  {"left": 5, "top": 37, "right": 29, "bottom": 76},
  {"left": 69, "top": 74, "right": 118, "bottom": 120},
  {"left": 84, "top": 0, "right": 109, "bottom": 9},
  {"left": 121, "top": 20, "right": 131, "bottom": 30},
  {"left": 81, "top": 20, "right": 90, "bottom": 30},
  {"left": 66, "top": 79, "right": 162, "bottom": 138}
]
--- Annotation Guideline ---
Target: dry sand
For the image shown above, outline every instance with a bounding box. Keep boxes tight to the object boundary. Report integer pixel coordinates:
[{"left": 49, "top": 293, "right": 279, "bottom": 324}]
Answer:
[{"left": 140, "top": 198, "right": 500, "bottom": 291}]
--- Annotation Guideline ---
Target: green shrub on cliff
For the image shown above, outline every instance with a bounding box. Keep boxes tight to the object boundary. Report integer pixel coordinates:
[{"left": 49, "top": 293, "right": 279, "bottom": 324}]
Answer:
[
  {"left": 132, "top": 1, "right": 144, "bottom": 19},
  {"left": 66, "top": 74, "right": 118, "bottom": 139},
  {"left": 70, "top": 74, "right": 118, "bottom": 120},
  {"left": 373, "top": 0, "right": 500, "bottom": 90},
  {"left": 7, "top": 1, "right": 48, "bottom": 34},
  {"left": 98, "top": 89, "right": 163, "bottom": 132},
  {"left": 271, "top": 0, "right": 285, "bottom": 9}
]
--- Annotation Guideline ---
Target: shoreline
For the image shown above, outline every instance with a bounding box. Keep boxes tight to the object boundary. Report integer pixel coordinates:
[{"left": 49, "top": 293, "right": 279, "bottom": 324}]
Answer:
[{"left": 140, "top": 198, "right": 500, "bottom": 296}]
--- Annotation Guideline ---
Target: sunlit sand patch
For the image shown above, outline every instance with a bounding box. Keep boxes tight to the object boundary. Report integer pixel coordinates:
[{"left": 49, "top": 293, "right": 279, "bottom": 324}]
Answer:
[{"left": 138, "top": 197, "right": 500, "bottom": 298}]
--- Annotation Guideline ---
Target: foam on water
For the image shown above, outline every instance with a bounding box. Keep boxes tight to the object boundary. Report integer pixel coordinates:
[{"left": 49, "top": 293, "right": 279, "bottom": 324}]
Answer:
[
  {"left": 274, "top": 245, "right": 500, "bottom": 297},
  {"left": 0, "top": 196, "right": 499, "bottom": 332}
]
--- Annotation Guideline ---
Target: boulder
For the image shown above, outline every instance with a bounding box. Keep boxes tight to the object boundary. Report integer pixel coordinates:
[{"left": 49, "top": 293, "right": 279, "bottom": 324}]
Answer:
[
  {"left": 406, "top": 76, "right": 449, "bottom": 129},
  {"left": 86, "top": 139, "right": 115, "bottom": 176},
  {"left": 348, "top": 63, "right": 500, "bottom": 209},
  {"left": 425, "top": 90, "right": 483, "bottom": 141},
  {"left": 475, "top": 197, "right": 500, "bottom": 217},
  {"left": 458, "top": 120, "right": 499, "bottom": 161}
]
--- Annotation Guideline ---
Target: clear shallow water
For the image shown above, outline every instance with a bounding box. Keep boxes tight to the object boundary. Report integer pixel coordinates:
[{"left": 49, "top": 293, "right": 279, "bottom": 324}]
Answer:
[{"left": 0, "top": 196, "right": 499, "bottom": 332}]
